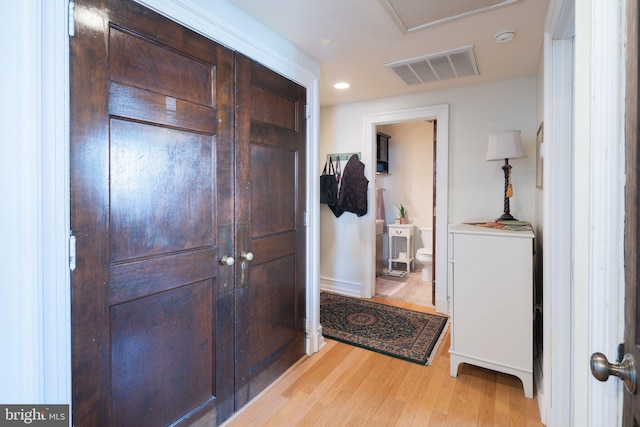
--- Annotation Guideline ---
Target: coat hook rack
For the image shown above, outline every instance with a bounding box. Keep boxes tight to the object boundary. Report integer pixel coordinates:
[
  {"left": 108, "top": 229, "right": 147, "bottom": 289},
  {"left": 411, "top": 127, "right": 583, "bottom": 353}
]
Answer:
[{"left": 327, "top": 152, "right": 361, "bottom": 162}]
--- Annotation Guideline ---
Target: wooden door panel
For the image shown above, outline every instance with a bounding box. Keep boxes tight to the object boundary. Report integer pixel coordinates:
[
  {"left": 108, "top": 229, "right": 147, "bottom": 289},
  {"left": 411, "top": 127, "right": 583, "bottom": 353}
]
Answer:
[
  {"left": 106, "top": 23, "right": 219, "bottom": 426},
  {"left": 242, "top": 256, "right": 297, "bottom": 369},
  {"left": 234, "top": 55, "right": 306, "bottom": 408},
  {"left": 110, "top": 280, "right": 214, "bottom": 426},
  {"left": 108, "top": 1, "right": 216, "bottom": 65},
  {"left": 249, "top": 144, "right": 296, "bottom": 235},
  {"left": 71, "top": 0, "right": 234, "bottom": 425},
  {"left": 109, "top": 27, "right": 213, "bottom": 106},
  {"left": 250, "top": 86, "right": 297, "bottom": 129},
  {"left": 108, "top": 248, "right": 216, "bottom": 305},
  {"left": 109, "top": 120, "right": 214, "bottom": 261},
  {"left": 109, "top": 82, "right": 217, "bottom": 133}
]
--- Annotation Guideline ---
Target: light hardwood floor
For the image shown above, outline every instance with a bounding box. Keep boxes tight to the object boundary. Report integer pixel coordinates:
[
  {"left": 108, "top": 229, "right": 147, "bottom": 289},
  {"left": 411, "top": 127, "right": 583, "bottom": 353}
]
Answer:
[{"left": 222, "top": 297, "right": 543, "bottom": 427}]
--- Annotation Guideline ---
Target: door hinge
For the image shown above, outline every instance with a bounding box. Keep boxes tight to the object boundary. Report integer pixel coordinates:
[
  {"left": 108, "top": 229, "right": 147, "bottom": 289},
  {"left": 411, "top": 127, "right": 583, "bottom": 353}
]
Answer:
[
  {"left": 304, "top": 211, "right": 309, "bottom": 227},
  {"left": 304, "top": 317, "right": 310, "bottom": 334},
  {"left": 68, "top": 1, "right": 75, "bottom": 37},
  {"left": 69, "top": 234, "right": 76, "bottom": 271},
  {"left": 305, "top": 104, "right": 311, "bottom": 119}
]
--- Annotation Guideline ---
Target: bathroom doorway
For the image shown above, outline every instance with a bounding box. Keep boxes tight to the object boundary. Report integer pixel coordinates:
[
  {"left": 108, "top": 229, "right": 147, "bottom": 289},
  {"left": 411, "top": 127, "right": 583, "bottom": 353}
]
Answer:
[
  {"left": 363, "top": 104, "right": 449, "bottom": 314},
  {"left": 374, "top": 120, "right": 436, "bottom": 307}
]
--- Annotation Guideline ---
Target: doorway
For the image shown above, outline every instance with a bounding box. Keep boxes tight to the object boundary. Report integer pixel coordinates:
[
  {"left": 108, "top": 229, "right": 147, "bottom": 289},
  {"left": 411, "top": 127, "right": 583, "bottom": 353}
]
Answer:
[
  {"left": 363, "top": 104, "right": 449, "bottom": 314},
  {"left": 374, "top": 120, "right": 435, "bottom": 307}
]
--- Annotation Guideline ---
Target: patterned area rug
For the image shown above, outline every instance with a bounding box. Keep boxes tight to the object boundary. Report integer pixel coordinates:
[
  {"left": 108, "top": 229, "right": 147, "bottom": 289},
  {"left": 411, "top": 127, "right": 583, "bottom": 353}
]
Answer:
[{"left": 320, "top": 292, "right": 449, "bottom": 365}]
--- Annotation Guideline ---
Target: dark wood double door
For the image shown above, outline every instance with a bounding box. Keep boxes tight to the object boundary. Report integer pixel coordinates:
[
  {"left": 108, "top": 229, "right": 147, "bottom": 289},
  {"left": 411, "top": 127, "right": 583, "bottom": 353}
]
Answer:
[{"left": 70, "top": 1, "right": 306, "bottom": 425}]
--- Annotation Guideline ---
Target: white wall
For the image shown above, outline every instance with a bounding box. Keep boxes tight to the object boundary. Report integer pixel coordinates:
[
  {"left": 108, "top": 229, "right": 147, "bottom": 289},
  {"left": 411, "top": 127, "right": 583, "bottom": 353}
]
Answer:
[
  {"left": 320, "top": 76, "right": 537, "bottom": 288},
  {"left": 0, "top": 0, "right": 50, "bottom": 403}
]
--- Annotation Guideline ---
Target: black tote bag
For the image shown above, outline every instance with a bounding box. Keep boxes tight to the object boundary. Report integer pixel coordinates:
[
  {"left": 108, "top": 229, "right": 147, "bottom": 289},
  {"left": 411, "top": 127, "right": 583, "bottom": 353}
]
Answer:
[{"left": 320, "top": 157, "right": 338, "bottom": 205}]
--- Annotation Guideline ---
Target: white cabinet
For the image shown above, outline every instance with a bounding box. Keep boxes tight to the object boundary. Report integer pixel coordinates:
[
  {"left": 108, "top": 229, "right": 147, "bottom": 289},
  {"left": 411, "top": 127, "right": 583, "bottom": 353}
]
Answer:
[
  {"left": 448, "top": 223, "right": 534, "bottom": 398},
  {"left": 387, "top": 224, "right": 414, "bottom": 274}
]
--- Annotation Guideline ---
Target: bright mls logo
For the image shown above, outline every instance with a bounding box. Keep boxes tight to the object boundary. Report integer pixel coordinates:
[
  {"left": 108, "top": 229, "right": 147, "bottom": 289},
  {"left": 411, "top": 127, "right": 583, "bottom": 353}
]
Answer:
[{"left": 0, "top": 405, "right": 68, "bottom": 426}]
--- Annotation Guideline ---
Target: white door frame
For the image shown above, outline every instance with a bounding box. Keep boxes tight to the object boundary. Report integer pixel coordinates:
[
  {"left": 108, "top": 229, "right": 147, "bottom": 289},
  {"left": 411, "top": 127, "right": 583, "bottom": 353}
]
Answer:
[
  {"left": 541, "top": 31, "right": 574, "bottom": 427},
  {"left": 573, "top": 0, "right": 625, "bottom": 425},
  {"left": 544, "top": 0, "right": 626, "bottom": 425},
  {"left": 363, "top": 104, "right": 450, "bottom": 313}
]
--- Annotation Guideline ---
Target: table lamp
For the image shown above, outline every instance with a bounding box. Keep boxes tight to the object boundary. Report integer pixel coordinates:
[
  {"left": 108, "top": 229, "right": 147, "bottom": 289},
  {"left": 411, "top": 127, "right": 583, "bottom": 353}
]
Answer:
[{"left": 486, "top": 130, "right": 526, "bottom": 221}]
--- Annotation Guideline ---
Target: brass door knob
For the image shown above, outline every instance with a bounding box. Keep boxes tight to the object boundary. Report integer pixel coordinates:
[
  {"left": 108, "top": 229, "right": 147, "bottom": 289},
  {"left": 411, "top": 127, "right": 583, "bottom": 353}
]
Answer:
[
  {"left": 219, "top": 256, "right": 235, "bottom": 266},
  {"left": 591, "top": 352, "right": 637, "bottom": 394}
]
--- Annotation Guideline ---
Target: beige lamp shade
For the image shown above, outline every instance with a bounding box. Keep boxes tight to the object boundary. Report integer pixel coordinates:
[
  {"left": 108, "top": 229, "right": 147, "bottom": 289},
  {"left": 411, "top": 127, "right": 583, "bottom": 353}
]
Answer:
[{"left": 486, "top": 130, "right": 526, "bottom": 161}]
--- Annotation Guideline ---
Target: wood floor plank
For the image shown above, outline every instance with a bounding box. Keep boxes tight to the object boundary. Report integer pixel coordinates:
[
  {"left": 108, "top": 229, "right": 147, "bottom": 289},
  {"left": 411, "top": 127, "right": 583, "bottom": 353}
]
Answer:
[
  {"left": 282, "top": 341, "right": 355, "bottom": 397},
  {"left": 493, "top": 375, "right": 512, "bottom": 427},
  {"left": 526, "top": 393, "right": 543, "bottom": 427},
  {"left": 447, "top": 375, "right": 469, "bottom": 427},
  {"left": 461, "top": 364, "right": 485, "bottom": 424},
  {"left": 508, "top": 376, "right": 528, "bottom": 427},
  {"left": 222, "top": 294, "right": 544, "bottom": 427},
  {"left": 476, "top": 368, "right": 498, "bottom": 426}
]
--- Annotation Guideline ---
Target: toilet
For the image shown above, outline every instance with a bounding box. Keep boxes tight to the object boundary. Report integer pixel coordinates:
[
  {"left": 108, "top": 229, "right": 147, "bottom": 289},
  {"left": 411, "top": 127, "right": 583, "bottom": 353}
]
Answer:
[{"left": 415, "top": 226, "right": 433, "bottom": 282}]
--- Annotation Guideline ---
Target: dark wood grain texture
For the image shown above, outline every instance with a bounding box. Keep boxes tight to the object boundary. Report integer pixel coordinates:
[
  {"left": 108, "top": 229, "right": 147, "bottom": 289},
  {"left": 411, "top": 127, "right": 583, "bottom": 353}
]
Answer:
[
  {"left": 71, "top": 0, "right": 229, "bottom": 425},
  {"left": 233, "top": 55, "right": 307, "bottom": 409}
]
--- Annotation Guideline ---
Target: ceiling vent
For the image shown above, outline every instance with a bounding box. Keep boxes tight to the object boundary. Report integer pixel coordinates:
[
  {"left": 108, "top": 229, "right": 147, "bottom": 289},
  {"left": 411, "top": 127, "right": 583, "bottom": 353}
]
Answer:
[{"left": 385, "top": 45, "right": 479, "bottom": 86}]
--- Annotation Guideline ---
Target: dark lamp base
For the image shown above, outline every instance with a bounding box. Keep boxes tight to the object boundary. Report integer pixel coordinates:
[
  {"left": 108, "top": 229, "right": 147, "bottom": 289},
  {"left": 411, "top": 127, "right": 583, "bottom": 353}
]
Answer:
[{"left": 497, "top": 212, "right": 517, "bottom": 222}]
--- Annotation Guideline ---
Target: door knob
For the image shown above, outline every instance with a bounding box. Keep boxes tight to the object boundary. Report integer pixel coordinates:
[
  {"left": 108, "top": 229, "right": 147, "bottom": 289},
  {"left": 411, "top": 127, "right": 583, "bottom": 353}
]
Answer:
[
  {"left": 219, "top": 256, "right": 235, "bottom": 266},
  {"left": 241, "top": 251, "right": 254, "bottom": 261},
  {"left": 590, "top": 352, "right": 637, "bottom": 394}
]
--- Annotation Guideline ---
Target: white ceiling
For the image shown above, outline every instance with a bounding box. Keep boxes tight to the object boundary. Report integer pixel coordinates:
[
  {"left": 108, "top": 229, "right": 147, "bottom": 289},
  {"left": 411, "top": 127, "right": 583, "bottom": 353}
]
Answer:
[{"left": 227, "top": 0, "right": 549, "bottom": 106}]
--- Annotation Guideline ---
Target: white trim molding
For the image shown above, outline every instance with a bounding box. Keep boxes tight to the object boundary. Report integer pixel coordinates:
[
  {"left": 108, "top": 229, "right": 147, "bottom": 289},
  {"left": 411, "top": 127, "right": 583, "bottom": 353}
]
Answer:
[
  {"left": 0, "top": 0, "right": 70, "bottom": 404},
  {"left": 542, "top": 32, "right": 574, "bottom": 427},
  {"left": 319, "top": 276, "right": 365, "bottom": 298},
  {"left": 574, "top": 0, "right": 625, "bottom": 425}
]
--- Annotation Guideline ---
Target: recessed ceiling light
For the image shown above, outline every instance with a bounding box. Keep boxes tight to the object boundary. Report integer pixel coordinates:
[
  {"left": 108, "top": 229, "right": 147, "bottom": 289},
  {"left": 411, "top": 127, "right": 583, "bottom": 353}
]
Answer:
[{"left": 334, "top": 82, "right": 350, "bottom": 89}]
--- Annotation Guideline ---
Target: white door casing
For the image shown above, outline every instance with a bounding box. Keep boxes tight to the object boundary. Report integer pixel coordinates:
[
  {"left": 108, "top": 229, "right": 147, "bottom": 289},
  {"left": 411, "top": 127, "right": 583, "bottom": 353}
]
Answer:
[{"left": 572, "top": 0, "right": 625, "bottom": 425}]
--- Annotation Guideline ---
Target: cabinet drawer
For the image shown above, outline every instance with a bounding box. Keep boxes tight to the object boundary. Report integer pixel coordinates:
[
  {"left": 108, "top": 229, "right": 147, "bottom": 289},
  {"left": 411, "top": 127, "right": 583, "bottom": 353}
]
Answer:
[{"left": 389, "top": 227, "right": 410, "bottom": 237}]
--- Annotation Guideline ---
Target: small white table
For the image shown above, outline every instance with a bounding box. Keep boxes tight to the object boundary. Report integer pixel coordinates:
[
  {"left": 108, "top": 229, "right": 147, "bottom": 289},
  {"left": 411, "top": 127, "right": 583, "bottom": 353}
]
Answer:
[{"left": 387, "top": 224, "right": 414, "bottom": 274}]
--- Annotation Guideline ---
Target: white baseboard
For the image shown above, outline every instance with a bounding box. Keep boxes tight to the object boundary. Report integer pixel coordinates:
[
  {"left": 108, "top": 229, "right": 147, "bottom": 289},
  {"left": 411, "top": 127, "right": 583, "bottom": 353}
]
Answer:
[
  {"left": 319, "top": 276, "right": 363, "bottom": 298},
  {"left": 305, "top": 325, "right": 325, "bottom": 355}
]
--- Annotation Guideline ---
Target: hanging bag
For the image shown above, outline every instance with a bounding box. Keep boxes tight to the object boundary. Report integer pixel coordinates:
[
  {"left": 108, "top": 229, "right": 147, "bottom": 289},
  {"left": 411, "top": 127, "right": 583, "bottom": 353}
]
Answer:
[
  {"left": 320, "top": 157, "right": 338, "bottom": 205},
  {"left": 328, "top": 157, "right": 344, "bottom": 217}
]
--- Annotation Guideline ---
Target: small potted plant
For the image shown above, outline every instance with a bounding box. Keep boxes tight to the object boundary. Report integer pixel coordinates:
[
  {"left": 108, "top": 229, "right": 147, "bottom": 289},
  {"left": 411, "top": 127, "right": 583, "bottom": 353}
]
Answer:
[{"left": 396, "top": 204, "right": 408, "bottom": 224}]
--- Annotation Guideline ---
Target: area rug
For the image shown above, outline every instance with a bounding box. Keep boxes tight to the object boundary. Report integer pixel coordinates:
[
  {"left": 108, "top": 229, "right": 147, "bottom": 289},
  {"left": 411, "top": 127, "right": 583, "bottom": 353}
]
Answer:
[{"left": 320, "top": 292, "right": 449, "bottom": 366}]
